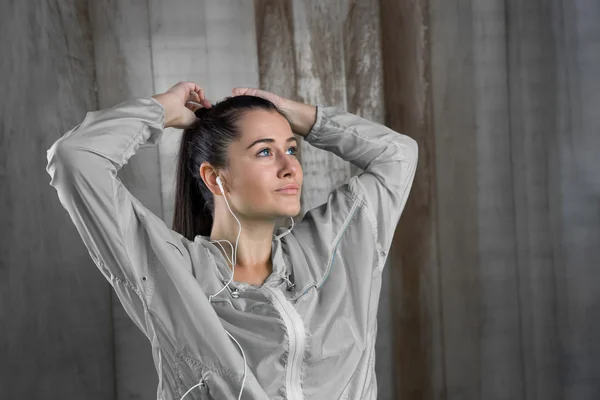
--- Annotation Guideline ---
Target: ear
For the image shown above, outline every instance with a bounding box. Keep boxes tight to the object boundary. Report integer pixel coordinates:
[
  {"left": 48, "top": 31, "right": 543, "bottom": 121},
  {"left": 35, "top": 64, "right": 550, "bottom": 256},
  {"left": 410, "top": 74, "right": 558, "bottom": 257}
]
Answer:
[{"left": 199, "top": 163, "right": 222, "bottom": 195}]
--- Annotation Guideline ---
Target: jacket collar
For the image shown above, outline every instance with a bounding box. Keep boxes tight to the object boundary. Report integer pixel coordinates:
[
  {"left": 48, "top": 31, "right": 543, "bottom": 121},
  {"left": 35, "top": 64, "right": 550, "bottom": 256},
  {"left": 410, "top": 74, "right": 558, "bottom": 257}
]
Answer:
[{"left": 194, "top": 229, "right": 291, "bottom": 291}]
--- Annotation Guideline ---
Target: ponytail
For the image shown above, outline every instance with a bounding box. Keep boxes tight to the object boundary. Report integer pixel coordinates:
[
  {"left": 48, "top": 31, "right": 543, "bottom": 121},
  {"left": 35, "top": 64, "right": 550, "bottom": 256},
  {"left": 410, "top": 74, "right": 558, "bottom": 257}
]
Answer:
[{"left": 172, "top": 119, "right": 214, "bottom": 240}]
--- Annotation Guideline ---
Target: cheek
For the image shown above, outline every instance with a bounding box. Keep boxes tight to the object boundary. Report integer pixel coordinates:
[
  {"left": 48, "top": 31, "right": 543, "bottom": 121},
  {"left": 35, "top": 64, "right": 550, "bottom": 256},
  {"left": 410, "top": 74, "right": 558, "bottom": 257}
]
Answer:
[{"left": 237, "top": 167, "right": 272, "bottom": 199}]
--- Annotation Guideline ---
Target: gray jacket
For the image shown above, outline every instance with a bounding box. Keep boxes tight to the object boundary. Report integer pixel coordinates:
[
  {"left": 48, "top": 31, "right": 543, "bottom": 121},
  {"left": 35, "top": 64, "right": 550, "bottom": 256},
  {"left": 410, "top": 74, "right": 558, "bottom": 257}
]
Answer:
[{"left": 46, "top": 96, "right": 418, "bottom": 399}]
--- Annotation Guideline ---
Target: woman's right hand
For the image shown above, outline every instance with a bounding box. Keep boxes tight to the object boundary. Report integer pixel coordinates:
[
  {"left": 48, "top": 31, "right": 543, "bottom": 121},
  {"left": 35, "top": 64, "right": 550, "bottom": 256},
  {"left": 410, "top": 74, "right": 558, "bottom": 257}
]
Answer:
[
  {"left": 152, "top": 81, "right": 212, "bottom": 129},
  {"left": 231, "top": 88, "right": 317, "bottom": 137}
]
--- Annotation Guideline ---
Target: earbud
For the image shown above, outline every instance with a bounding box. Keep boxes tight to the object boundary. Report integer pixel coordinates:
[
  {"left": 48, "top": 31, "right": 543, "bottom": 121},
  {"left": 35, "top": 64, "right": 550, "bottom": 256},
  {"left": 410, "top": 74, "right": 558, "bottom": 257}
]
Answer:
[{"left": 216, "top": 176, "right": 224, "bottom": 193}]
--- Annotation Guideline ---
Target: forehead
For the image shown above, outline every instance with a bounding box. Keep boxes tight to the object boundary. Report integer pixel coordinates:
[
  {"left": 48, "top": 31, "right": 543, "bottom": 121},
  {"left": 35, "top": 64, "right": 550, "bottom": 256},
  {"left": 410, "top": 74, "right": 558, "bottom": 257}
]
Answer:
[{"left": 237, "top": 109, "right": 292, "bottom": 140}]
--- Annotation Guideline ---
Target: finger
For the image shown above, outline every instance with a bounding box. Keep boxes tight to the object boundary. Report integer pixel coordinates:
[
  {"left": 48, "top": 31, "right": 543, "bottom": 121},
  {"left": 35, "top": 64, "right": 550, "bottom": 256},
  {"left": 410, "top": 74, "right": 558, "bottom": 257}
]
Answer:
[
  {"left": 185, "top": 82, "right": 199, "bottom": 97},
  {"left": 188, "top": 86, "right": 206, "bottom": 109},
  {"left": 183, "top": 86, "right": 197, "bottom": 104},
  {"left": 233, "top": 87, "right": 265, "bottom": 98},
  {"left": 185, "top": 100, "right": 201, "bottom": 111},
  {"left": 181, "top": 81, "right": 196, "bottom": 97},
  {"left": 199, "top": 88, "right": 208, "bottom": 107},
  {"left": 185, "top": 81, "right": 199, "bottom": 94},
  {"left": 197, "top": 87, "right": 211, "bottom": 108}
]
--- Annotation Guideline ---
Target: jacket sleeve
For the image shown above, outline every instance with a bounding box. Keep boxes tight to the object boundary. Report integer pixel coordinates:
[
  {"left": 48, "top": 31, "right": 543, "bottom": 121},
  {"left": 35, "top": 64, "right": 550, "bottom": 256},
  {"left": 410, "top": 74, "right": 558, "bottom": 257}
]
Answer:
[
  {"left": 45, "top": 96, "right": 176, "bottom": 337},
  {"left": 299, "top": 105, "right": 418, "bottom": 274}
]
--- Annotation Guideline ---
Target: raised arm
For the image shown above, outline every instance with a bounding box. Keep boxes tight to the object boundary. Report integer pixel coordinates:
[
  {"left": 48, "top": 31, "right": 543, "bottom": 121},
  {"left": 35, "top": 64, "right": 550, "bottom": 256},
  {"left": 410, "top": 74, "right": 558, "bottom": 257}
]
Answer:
[
  {"left": 300, "top": 104, "right": 419, "bottom": 272},
  {"left": 46, "top": 82, "right": 211, "bottom": 336}
]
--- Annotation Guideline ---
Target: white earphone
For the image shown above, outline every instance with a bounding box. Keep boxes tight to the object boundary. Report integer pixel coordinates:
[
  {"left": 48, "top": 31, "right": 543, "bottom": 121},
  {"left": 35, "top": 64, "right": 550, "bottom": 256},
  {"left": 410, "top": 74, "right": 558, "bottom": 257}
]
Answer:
[{"left": 180, "top": 174, "right": 295, "bottom": 400}]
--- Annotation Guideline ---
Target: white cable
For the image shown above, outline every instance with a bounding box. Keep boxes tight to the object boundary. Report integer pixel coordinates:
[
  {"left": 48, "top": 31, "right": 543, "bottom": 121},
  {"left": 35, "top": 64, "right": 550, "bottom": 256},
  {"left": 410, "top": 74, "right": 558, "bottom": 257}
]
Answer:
[
  {"left": 225, "top": 328, "right": 248, "bottom": 400},
  {"left": 181, "top": 176, "right": 295, "bottom": 400},
  {"left": 210, "top": 177, "right": 247, "bottom": 399},
  {"left": 179, "top": 380, "right": 204, "bottom": 400}
]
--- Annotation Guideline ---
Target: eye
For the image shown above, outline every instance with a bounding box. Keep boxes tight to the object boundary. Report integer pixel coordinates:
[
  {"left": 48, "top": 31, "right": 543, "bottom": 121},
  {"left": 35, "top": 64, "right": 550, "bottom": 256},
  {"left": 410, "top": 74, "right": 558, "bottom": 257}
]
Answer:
[{"left": 257, "top": 146, "right": 298, "bottom": 157}]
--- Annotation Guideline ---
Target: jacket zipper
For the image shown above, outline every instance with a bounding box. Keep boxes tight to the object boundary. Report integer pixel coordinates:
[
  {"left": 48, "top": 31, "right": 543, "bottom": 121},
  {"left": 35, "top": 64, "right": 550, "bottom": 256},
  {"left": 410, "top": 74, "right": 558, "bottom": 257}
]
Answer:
[{"left": 261, "top": 285, "right": 306, "bottom": 400}]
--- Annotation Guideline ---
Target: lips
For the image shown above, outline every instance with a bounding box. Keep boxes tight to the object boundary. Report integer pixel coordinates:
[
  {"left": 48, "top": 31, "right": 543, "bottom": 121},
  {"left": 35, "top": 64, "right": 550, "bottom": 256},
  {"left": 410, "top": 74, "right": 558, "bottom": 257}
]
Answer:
[{"left": 277, "top": 183, "right": 299, "bottom": 191}]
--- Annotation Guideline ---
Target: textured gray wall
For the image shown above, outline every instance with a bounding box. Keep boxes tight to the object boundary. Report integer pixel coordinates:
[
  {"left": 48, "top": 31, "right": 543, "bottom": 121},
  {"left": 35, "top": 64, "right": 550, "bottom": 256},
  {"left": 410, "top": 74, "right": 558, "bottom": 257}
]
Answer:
[
  {"left": 1, "top": 1, "right": 116, "bottom": 398},
  {"left": 380, "top": 0, "right": 600, "bottom": 398}
]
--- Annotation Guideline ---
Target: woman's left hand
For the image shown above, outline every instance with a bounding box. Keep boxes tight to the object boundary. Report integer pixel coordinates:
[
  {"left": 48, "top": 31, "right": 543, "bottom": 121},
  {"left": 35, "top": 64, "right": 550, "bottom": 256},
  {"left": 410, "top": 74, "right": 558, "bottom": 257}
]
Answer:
[{"left": 231, "top": 87, "right": 317, "bottom": 137}]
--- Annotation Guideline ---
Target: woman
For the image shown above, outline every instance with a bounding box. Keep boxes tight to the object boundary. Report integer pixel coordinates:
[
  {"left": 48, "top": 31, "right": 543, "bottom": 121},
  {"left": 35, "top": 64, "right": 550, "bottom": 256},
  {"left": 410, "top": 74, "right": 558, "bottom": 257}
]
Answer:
[{"left": 46, "top": 81, "right": 418, "bottom": 399}]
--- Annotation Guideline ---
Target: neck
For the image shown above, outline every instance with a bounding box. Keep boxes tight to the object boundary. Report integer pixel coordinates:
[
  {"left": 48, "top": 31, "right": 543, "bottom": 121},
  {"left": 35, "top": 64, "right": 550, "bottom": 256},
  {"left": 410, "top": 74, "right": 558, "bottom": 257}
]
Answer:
[{"left": 210, "top": 217, "right": 275, "bottom": 272}]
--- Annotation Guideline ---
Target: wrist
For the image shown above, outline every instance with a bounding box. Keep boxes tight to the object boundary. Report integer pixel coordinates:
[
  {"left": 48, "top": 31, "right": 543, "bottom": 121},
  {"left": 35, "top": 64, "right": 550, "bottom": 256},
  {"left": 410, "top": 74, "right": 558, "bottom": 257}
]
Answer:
[
  {"left": 151, "top": 93, "right": 177, "bottom": 128},
  {"left": 284, "top": 100, "right": 317, "bottom": 137}
]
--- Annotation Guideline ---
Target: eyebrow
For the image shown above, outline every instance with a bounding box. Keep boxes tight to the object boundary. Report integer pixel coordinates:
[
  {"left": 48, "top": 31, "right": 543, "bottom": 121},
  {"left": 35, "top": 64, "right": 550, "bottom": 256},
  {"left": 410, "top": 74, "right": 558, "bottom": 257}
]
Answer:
[{"left": 246, "top": 136, "right": 298, "bottom": 150}]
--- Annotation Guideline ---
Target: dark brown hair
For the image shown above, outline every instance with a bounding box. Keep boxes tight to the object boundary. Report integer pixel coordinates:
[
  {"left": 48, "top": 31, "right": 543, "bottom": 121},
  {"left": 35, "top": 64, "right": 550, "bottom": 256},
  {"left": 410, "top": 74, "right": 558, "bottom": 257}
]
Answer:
[{"left": 171, "top": 95, "right": 291, "bottom": 241}]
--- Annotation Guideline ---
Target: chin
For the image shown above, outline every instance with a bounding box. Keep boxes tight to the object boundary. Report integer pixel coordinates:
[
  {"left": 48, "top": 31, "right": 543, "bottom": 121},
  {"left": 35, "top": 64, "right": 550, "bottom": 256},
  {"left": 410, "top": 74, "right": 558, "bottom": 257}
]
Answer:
[{"left": 277, "top": 205, "right": 301, "bottom": 219}]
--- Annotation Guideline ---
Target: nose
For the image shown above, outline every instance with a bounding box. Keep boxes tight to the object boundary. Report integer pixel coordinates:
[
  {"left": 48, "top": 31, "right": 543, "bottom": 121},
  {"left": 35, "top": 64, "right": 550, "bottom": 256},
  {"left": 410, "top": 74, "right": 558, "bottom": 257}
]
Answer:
[{"left": 278, "top": 152, "right": 300, "bottom": 179}]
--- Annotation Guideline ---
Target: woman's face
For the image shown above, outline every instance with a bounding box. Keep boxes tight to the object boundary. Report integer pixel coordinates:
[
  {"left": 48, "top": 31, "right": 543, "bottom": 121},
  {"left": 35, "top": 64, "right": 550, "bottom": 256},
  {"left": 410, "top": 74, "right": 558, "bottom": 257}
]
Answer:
[{"left": 218, "top": 109, "right": 303, "bottom": 220}]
